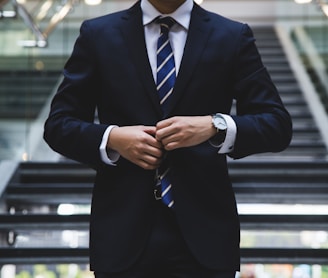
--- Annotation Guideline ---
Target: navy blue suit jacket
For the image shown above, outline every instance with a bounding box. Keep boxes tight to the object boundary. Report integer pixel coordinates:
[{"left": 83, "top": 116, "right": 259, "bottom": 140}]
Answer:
[{"left": 44, "top": 1, "right": 292, "bottom": 273}]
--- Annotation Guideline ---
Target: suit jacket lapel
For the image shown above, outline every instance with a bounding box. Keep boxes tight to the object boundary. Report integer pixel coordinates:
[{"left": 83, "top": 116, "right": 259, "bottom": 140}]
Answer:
[
  {"left": 119, "top": 2, "right": 162, "bottom": 117},
  {"left": 168, "top": 5, "right": 212, "bottom": 116}
]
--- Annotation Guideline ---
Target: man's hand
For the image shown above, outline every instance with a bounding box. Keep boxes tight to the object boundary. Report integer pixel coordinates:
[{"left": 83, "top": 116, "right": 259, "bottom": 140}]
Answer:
[
  {"left": 107, "top": 126, "right": 164, "bottom": 170},
  {"left": 156, "top": 116, "right": 216, "bottom": 150}
]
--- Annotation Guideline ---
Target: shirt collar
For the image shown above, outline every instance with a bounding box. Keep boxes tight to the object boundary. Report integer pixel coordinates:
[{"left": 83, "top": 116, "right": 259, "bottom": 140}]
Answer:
[{"left": 141, "top": 0, "right": 193, "bottom": 30}]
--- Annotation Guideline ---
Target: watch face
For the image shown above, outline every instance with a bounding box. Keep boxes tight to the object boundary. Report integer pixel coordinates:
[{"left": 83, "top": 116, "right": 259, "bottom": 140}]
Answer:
[
  {"left": 218, "top": 121, "right": 227, "bottom": 130},
  {"left": 213, "top": 116, "right": 227, "bottom": 131}
]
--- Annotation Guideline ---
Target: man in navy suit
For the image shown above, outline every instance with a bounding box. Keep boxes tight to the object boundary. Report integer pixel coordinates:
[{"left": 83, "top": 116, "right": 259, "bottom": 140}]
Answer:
[{"left": 44, "top": 0, "right": 292, "bottom": 277}]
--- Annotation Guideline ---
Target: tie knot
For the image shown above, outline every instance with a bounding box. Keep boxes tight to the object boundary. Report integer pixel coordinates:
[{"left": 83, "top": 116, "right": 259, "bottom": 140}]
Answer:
[{"left": 157, "top": 17, "right": 176, "bottom": 33}]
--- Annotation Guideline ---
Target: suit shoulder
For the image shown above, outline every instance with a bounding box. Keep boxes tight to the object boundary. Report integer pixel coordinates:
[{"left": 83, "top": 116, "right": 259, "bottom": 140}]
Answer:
[
  {"left": 82, "top": 1, "right": 140, "bottom": 29},
  {"left": 82, "top": 9, "right": 126, "bottom": 28},
  {"left": 209, "top": 12, "right": 246, "bottom": 30},
  {"left": 195, "top": 4, "right": 248, "bottom": 33},
  {"left": 208, "top": 11, "right": 255, "bottom": 42}
]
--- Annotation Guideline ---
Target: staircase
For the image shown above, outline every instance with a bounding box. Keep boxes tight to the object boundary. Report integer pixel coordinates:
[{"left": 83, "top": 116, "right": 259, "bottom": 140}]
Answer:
[
  {"left": 0, "top": 27, "right": 328, "bottom": 268},
  {"left": 245, "top": 27, "right": 328, "bottom": 161}
]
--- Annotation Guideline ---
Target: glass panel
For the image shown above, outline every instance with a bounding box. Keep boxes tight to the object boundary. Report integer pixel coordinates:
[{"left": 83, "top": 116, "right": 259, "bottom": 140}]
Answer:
[
  {"left": 0, "top": 0, "right": 133, "bottom": 162},
  {"left": 0, "top": 0, "right": 75, "bottom": 162},
  {"left": 276, "top": 0, "right": 328, "bottom": 114}
]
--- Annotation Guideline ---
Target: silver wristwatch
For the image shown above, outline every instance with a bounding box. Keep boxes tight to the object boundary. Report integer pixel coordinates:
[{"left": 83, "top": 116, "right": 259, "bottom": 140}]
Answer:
[{"left": 210, "top": 113, "right": 227, "bottom": 146}]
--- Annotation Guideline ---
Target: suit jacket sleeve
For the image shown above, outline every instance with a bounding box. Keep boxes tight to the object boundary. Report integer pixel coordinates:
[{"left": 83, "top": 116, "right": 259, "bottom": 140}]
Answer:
[
  {"left": 44, "top": 20, "right": 108, "bottom": 168},
  {"left": 229, "top": 24, "right": 292, "bottom": 159}
]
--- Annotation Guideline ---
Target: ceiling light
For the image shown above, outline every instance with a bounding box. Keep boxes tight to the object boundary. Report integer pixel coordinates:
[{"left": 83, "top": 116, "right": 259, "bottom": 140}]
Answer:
[
  {"left": 17, "top": 40, "right": 47, "bottom": 48},
  {"left": 36, "top": 0, "right": 53, "bottom": 21},
  {"left": 84, "top": 0, "right": 101, "bottom": 6},
  {"left": 322, "top": 4, "right": 328, "bottom": 16},
  {"left": 0, "top": 10, "right": 16, "bottom": 17},
  {"left": 294, "top": 0, "right": 312, "bottom": 3}
]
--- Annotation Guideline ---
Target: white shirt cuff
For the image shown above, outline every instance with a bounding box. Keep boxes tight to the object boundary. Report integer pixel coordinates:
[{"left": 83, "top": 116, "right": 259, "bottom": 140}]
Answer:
[
  {"left": 99, "top": 125, "right": 120, "bottom": 165},
  {"left": 218, "top": 114, "right": 237, "bottom": 154}
]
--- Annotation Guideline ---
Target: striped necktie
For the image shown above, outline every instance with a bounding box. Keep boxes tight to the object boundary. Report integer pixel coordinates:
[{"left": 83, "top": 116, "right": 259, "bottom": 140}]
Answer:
[
  {"left": 156, "top": 16, "right": 176, "bottom": 116},
  {"left": 155, "top": 17, "right": 176, "bottom": 208}
]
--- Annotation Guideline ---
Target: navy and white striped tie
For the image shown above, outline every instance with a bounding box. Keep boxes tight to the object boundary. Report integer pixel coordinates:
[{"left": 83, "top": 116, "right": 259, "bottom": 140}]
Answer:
[
  {"left": 156, "top": 17, "right": 176, "bottom": 116},
  {"left": 156, "top": 17, "right": 176, "bottom": 208}
]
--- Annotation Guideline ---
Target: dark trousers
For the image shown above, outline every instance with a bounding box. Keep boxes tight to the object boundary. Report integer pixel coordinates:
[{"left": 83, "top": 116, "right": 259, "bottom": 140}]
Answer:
[{"left": 94, "top": 201, "right": 236, "bottom": 278}]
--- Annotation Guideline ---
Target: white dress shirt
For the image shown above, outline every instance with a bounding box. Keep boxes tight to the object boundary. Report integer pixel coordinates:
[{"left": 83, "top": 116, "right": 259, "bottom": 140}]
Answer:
[{"left": 99, "top": 0, "right": 237, "bottom": 165}]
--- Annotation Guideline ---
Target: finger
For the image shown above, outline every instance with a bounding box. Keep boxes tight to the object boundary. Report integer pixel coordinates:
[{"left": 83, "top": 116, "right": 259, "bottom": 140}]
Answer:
[
  {"left": 138, "top": 155, "right": 162, "bottom": 170},
  {"left": 163, "top": 139, "right": 180, "bottom": 151},
  {"left": 156, "top": 118, "right": 172, "bottom": 129},
  {"left": 159, "top": 125, "right": 182, "bottom": 145},
  {"left": 143, "top": 126, "right": 157, "bottom": 137},
  {"left": 141, "top": 126, "right": 164, "bottom": 147},
  {"left": 156, "top": 124, "right": 176, "bottom": 141},
  {"left": 145, "top": 145, "right": 163, "bottom": 159},
  {"left": 156, "top": 118, "right": 173, "bottom": 136},
  {"left": 146, "top": 134, "right": 164, "bottom": 149}
]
